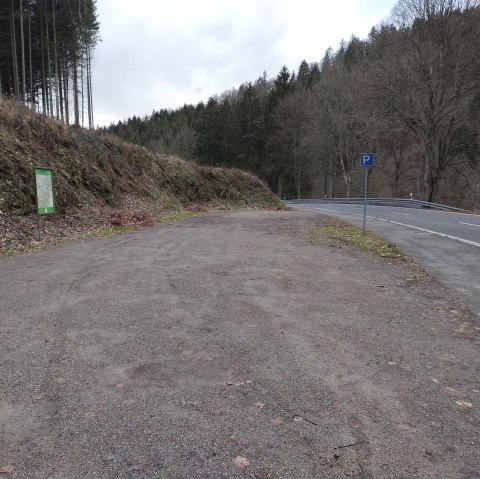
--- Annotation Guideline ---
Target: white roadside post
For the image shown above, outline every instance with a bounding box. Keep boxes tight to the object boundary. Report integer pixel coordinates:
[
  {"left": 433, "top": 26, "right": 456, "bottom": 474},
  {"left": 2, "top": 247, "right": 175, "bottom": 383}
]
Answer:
[{"left": 360, "top": 153, "right": 375, "bottom": 232}]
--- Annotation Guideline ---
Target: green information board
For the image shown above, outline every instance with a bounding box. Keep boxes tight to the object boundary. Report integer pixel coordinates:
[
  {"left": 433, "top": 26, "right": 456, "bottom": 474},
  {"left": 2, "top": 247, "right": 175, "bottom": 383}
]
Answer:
[{"left": 34, "top": 167, "right": 55, "bottom": 215}]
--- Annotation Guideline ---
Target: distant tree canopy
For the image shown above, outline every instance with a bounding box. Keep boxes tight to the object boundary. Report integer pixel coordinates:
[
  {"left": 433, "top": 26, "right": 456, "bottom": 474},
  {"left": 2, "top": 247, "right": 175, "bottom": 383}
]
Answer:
[
  {"left": 104, "top": 0, "right": 480, "bottom": 207},
  {"left": 0, "top": 0, "right": 100, "bottom": 127}
]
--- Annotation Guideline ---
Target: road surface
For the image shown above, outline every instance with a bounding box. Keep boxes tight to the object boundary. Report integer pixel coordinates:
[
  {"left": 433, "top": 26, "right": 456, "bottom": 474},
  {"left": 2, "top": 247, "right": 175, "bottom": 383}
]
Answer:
[
  {"left": 287, "top": 201, "right": 480, "bottom": 316},
  {"left": 1, "top": 211, "right": 479, "bottom": 479}
]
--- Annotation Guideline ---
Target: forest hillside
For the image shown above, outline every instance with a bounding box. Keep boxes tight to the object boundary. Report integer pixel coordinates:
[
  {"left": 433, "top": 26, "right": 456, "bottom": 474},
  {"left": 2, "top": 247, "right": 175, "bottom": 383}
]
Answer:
[
  {"left": 0, "top": 100, "right": 281, "bottom": 254},
  {"left": 105, "top": 0, "right": 480, "bottom": 209}
]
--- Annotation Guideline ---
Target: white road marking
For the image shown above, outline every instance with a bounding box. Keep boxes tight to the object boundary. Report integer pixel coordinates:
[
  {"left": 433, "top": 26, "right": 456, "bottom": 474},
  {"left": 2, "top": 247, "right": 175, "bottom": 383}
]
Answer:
[
  {"left": 297, "top": 206, "right": 480, "bottom": 248},
  {"left": 314, "top": 207, "right": 341, "bottom": 213},
  {"left": 371, "top": 218, "right": 480, "bottom": 248},
  {"left": 393, "top": 212, "right": 410, "bottom": 216},
  {"left": 460, "top": 222, "right": 480, "bottom": 227}
]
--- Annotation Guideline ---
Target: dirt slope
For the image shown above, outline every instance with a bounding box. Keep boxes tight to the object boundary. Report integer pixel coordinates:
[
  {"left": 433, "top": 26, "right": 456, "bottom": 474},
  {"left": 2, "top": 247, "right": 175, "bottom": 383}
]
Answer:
[{"left": 0, "top": 100, "right": 281, "bottom": 253}]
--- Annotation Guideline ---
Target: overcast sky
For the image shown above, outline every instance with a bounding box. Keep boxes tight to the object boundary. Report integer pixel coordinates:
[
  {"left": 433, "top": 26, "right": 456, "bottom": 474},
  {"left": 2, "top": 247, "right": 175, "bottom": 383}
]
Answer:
[{"left": 93, "top": 0, "right": 397, "bottom": 127}]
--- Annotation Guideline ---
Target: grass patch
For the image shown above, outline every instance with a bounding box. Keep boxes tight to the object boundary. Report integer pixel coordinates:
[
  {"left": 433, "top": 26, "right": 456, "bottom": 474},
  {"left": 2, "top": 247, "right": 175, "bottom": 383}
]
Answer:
[
  {"left": 1, "top": 243, "right": 46, "bottom": 257},
  {"left": 312, "top": 216, "right": 408, "bottom": 261}
]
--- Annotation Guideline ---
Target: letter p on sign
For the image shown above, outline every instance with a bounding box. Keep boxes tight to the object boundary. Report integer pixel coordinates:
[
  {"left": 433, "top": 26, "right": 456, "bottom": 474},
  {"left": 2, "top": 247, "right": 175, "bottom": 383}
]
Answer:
[{"left": 361, "top": 153, "right": 375, "bottom": 167}]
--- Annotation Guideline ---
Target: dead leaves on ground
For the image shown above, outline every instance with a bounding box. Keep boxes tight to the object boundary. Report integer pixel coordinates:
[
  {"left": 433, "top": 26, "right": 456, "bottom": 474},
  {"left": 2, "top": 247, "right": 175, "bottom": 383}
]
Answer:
[{"left": 105, "top": 210, "right": 154, "bottom": 228}]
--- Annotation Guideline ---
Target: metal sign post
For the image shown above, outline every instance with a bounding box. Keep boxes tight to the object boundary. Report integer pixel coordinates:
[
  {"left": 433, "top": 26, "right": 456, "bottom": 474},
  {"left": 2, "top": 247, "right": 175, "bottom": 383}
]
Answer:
[{"left": 360, "top": 153, "right": 375, "bottom": 232}]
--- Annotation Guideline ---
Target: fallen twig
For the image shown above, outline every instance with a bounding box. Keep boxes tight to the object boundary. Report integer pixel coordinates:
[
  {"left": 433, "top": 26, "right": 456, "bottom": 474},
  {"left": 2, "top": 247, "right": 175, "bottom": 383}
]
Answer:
[
  {"left": 318, "top": 440, "right": 368, "bottom": 453},
  {"left": 301, "top": 416, "right": 319, "bottom": 426},
  {"left": 335, "top": 440, "right": 367, "bottom": 449},
  {"left": 292, "top": 414, "right": 319, "bottom": 425}
]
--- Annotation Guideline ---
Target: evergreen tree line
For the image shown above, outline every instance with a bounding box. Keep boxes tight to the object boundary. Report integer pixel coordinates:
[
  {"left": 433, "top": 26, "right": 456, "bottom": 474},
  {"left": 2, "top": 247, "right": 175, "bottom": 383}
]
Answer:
[
  {"left": 104, "top": 0, "right": 480, "bottom": 206},
  {"left": 0, "top": 0, "right": 100, "bottom": 127}
]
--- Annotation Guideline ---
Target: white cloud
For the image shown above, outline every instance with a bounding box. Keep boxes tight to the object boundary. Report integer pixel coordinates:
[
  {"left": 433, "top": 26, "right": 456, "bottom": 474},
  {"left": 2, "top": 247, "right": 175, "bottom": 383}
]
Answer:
[{"left": 93, "top": 0, "right": 397, "bottom": 126}]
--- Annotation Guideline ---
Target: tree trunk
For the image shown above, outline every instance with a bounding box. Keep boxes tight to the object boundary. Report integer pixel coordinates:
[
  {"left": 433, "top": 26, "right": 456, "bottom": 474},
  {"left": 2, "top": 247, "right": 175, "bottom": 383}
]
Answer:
[
  {"left": 392, "top": 152, "right": 402, "bottom": 198},
  {"left": 19, "top": 0, "right": 26, "bottom": 102},
  {"left": 339, "top": 153, "right": 351, "bottom": 197},
  {"left": 73, "top": 54, "right": 79, "bottom": 126},
  {"left": 293, "top": 154, "right": 302, "bottom": 199},
  {"left": 40, "top": 0, "right": 46, "bottom": 114},
  {"left": 327, "top": 156, "right": 333, "bottom": 198},
  {"left": 277, "top": 174, "right": 283, "bottom": 198},
  {"left": 424, "top": 139, "right": 437, "bottom": 202},
  {"left": 10, "top": 2, "right": 20, "bottom": 99},
  {"left": 28, "top": 7, "right": 34, "bottom": 109},
  {"left": 87, "top": 46, "right": 94, "bottom": 128},
  {"left": 81, "top": 49, "right": 85, "bottom": 127},
  {"left": 59, "top": 62, "right": 64, "bottom": 121},
  {"left": 52, "top": 0, "right": 60, "bottom": 119},
  {"left": 45, "top": 3, "right": 53, "bottom": 116},
  {"left": 63, "top": 62, "right": 70, "bottom": 125}
]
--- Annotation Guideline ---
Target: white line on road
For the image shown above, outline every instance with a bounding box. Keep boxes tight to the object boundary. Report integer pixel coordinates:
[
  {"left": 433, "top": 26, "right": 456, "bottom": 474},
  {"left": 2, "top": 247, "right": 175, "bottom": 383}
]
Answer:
[
  {"left": 301, "top": 206, "right": 480, "bottom": 248},
  {"left": 393, "top": 212, "right": 410, "bottom": 216},
  {"left": 372, "top": 218, "right": 480, "bottom": 248},
  {"left": 314, "top": 207, "right": 340, "bottom": 213},
  {"left": 460, "top": 222, "right": 480, "bottom": 227}
]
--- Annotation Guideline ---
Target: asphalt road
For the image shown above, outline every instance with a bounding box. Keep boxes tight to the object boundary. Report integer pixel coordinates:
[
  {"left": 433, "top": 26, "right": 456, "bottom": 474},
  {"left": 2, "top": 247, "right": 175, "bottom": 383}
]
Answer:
[
  {"left": 1, "top": 211, "right": 479, "bottom": 479},
  {"left": 287, "top": 201, "right": 480, "bottom": 316}
]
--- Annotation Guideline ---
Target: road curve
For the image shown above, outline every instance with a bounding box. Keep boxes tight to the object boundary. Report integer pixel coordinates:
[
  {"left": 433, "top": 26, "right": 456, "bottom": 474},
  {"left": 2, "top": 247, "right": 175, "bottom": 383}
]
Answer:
[{"left": 287, "top": 201, "right": 480, "bottom": 316}]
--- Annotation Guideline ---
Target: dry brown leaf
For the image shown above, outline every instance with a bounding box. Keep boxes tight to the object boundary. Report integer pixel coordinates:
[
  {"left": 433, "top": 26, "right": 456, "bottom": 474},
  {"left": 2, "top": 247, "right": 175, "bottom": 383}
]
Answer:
[
  {"left": 444, "top": 387, "right": 463, "bottom": 397},
  {"left": 455, "top": 401, "right": 473, "bottom": 408},
  {"left": 0, "top": 465, "right": 14, "bottom": 474},
  {"left": 234, "top": 456, "right": 250, "bottom": 469}
]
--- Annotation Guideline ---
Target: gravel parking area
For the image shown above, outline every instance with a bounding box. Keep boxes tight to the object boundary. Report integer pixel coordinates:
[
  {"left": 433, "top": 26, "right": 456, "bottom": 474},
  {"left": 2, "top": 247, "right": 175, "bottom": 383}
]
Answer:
[{"left": 0, "top": 211, "right": 479, "bottom": 478}]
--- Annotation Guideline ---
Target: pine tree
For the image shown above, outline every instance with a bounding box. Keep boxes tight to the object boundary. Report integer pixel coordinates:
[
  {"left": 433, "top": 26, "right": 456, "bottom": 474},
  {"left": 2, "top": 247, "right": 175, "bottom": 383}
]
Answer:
[{"left": 0, "top": 0, "right": 99, "bottom": 125}]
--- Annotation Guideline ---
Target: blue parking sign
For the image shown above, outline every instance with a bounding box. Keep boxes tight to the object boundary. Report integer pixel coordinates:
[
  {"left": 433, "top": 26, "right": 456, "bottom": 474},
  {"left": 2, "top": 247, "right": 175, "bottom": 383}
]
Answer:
[
  {"left": 360, "top": 153, "right": 375, "bottom": 166},
  {"left": 361, "top": 153, "right": 375, "bottom": 167}
]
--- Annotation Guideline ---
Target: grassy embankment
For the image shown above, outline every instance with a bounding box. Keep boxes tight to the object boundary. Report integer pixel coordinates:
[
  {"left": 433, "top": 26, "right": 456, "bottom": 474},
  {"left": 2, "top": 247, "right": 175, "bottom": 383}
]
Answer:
[{"left": 0, "top": 100, "right": 282, "bottom": 255}]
